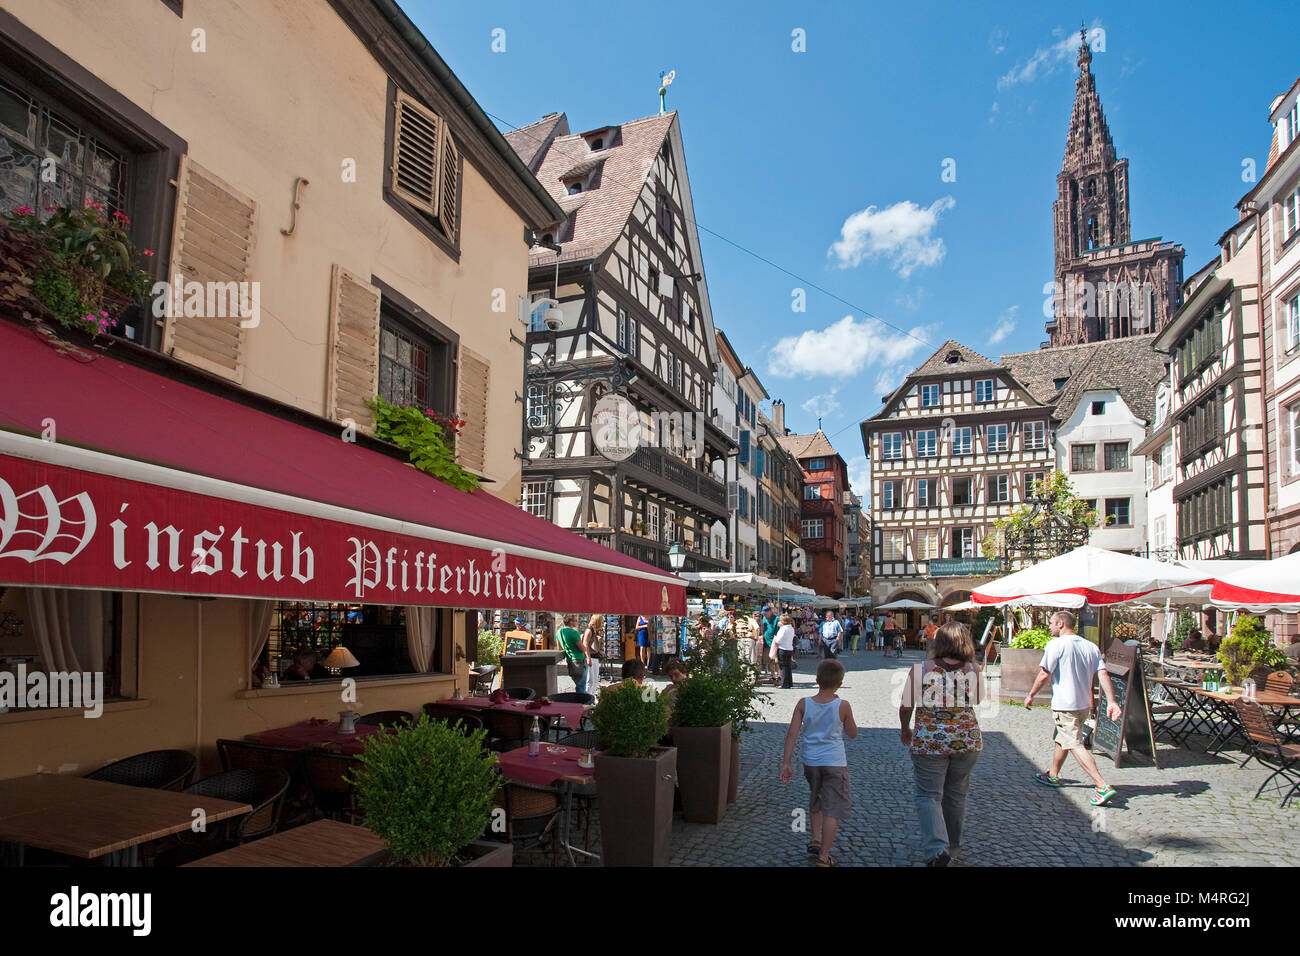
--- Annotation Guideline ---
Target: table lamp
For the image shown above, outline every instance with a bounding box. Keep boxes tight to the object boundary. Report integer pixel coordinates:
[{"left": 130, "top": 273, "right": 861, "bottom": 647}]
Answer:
[{"left": 323, "top": 646, "right": 360, "bottom": 676}]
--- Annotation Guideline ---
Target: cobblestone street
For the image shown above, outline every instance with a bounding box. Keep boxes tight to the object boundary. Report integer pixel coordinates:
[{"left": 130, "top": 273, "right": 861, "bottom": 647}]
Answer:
[{"left": 655, "top": 649, "right": 1299, "bottom": 867}]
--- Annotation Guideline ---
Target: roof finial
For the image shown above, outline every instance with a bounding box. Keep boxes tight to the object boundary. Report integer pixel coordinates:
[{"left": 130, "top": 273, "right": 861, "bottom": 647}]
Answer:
[{"left": 1077, "top": 23, "right": 1092, "bottom": 71}]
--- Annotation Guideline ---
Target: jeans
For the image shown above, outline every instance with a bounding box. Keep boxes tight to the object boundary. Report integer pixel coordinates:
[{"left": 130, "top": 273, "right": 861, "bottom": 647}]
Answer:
[
  {"left": 910, "top": 750, "right": 979, "bottom": 860},
  {"left": 777, "top": 648, "right": 793, "bottom": 688},
  {"left": 571, "top": 660, "right": 589, "bottom": 696}
]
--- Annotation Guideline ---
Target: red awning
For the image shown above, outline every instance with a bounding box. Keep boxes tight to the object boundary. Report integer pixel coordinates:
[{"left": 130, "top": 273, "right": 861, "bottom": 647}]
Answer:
[{"left": 0, "top": 321, "right": 684, "bottom": 614}]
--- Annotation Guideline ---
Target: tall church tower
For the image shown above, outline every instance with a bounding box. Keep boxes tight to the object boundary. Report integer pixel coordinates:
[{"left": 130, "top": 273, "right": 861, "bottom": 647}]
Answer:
[{"left": 1047, "top": 27, "right": 1183, "bottom": 347}]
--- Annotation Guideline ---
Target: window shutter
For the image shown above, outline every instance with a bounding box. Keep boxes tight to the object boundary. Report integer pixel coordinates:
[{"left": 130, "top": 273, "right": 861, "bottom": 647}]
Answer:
[
  {"left": 727, "top": 482, "right": 739, "bottom": 511},
  {"left": 391, "top": 90, "right": 442, "bottom": 218},
  {"left": 439, "top": 131, "right": 459, "bottom": 241},
  {"left": 163, "top": 157, "right": 256, "bottom": 383},
  {"left": 738, "top": 429, "right": 750, "bottom": 466},
  {"left": 325, "top": 264, "right": 381, "bottom": 430},
  {"left": 456, "top": 346, "right": 490, "bottom": 474}
]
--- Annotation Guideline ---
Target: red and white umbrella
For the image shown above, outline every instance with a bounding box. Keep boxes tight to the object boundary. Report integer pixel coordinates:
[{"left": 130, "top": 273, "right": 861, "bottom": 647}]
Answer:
[
  {"left": 971, "top": 546, "right": 1214, "bottom": 608},
  {"left": 1209, "top": 551, "right": 1300, "bottom": 612}
]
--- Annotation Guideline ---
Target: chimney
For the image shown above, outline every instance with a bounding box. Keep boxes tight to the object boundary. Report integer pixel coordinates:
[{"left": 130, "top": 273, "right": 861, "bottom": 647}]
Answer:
[{"left": 772, "top": 399, "right": 785, "bottom": 435}]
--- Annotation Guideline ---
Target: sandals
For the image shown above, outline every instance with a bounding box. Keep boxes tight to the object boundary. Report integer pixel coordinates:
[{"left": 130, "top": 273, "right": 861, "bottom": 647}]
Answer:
[
  {"left": 1033, "top": 772, "right": 1061, "bottom": 788},
  {"left": 807, "top": 841, "right": 821, "bottom": 856},
  {"left": 1089, "top": 785, "right": 1117, "bottom": 806},
  {"left": 813, "top": 854, "right": 837, "bottom": 867}
]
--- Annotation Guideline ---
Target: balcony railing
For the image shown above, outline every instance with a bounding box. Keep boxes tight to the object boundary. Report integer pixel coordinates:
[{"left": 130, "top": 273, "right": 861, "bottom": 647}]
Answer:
[
  {"left": 629, "top": 445, "right": 728, "bottom": 513},
  {"left": 616, "top": 535, "right": 728, "bottom": 572}
]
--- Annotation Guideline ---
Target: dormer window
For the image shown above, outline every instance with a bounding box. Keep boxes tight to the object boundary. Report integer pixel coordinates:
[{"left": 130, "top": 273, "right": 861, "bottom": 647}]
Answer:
[
  {"left": 589, "top": 137, "right": 603, "bottom": 151},
  {"left": 567, "top": 182, "right": 583, "bottom": 195},
  {"left": 945, "top": 350, "right": 962, "bottom": 364},
  {"left": 1053, "top": 377, "right": 1067, "bottom": 389}
]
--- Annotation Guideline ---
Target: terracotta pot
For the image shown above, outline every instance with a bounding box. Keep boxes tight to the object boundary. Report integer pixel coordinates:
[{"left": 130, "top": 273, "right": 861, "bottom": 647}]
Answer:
[
  {"left": 726, "top": 735, "right": 740, "bottom": 804},
  {"left": 998, "top": 646, "right": 1044, "bottom": 699},
  {"left": 675, "top": 723, "right": 731, "bottom": 824},
  {"left": 594, "top": 747, "right": 676, "bottom": 866},
  {"left": 462, "top": 839, "right": 513, "bottom": 867}
]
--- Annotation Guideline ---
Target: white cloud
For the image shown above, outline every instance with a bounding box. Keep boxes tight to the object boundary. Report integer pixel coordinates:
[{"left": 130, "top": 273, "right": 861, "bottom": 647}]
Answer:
[
  {"left": 847, "top": 455, "right": 870, "bottom": 499},
  {"left": 989, "top": 305, "right": 1019, "bottom": 345},
  {"left": 873, "top": 365, "right": 906, "bottom": 397},
  {"left": 895, "top": 287, "right": 926, "bottom": 312},
  {"left": 828, "top": 197, "right": 956, "bottom": 278},
  {"left": 989, "top": 28, "right": 1008, "bottom": 55},
  {"left": 801, "top": 388, "right": 841, "bottom": 419},
  {"left": 997, "top": 24, "right": 1103, "bottom": 91},
  {"left": 767, "top": 315, "right": 933, "bottom": 379}
]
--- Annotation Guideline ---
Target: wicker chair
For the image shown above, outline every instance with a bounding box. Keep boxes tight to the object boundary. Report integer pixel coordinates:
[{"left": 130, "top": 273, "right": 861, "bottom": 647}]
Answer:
[
  {"left": 485, "top": 709, "right": 545, "bottom": 751},
  {"left": 85, "top": 749, "right": 197, "bottom": 791},
  {"left": 303, "top": 751, "right": 361, "bottom": 824},
  {"left": 1234, "top": 699, "right": 1300, "bottom": 807},
  {"left": 422, "top": 703, "right": 487, "bottom": 736},
  {"left": 469, "top": 665, "right": 498, "bottom": 697},
  {"left": 491, "top": 779, "right": 563, "bottom": 864},
  {"left": 216, "top": 739, "right": 312, "bottom": 827},
  {"left": 502, "top": 687, "right": 536, "bottom": 700},
  {"left": 185, "top": 768, "right": 292, "bottom": 843},
  {"left": 556, "top": 730, "right": 601, "bottom": 750},
  {"left": 550, "top": 692, "right": 595, "bottom": 705},
  {"left": 357, "top": 710, "right": 413, "bottom": 727}
]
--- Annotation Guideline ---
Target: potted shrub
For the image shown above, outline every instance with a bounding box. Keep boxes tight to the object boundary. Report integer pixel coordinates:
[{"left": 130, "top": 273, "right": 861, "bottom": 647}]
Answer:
[
  {"left": 999, "top": 625, "right": 1051, "bottom": 699},
  {"left": 1218, "top": 615, "right": 1286, "bottom": 687},
  {"left": 673, "top": 668, "right": 733, "bottom": 823},
  {"left": 683, "top": 635, "right": 767, "bottom": 805},
  {"left": 589, "top": 678, "right": 674, "bottom": 867},
  {"left": 350, "top": 713, "right": 510, "bottom": 867}
]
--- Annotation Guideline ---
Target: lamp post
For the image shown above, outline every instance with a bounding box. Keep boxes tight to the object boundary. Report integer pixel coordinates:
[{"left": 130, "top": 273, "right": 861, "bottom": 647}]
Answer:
[{"left": 668, "top": 541, "right": 686, "bottom": 572}]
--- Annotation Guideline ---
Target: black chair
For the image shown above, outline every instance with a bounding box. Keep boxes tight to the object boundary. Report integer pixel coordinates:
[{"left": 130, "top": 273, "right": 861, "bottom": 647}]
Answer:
[
  {"left": 86, "top": 749, "right": 197, "bottom": 791},
  {"left": 550, "top": 692, "right": 595, "bottom": 705},
  {"left": 491, "top": 779, "right": 563, "bottom": 865},
  {"left": 216, "top": 739, "right": 312, "bottom": 827},
  {"left": 185, "top": 768, "right": 291, "bottom": 844},
  {"left": 420, "top": 705, "right": 487, "bottom": 739},
  {"left": 469, "top": 665, "right": 498, "bottom": 697},
  {"left": 357, "top": 710, "right": 413, "bottom": 727},
  {"left": 503, "top": 687, "right": 535, "bottom": 700},
  {"left": 485, "top": 709, "right": 546, "bottom": 752},
  {"left": 556, "top": 730, "right": 600, "bottom": 750},
  {"left": 303, "top": 751, "right": 362, "bottom": 824}
]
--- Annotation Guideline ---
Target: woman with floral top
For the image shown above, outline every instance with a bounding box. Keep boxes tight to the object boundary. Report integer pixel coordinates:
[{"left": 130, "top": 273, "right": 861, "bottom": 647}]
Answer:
[{"left": 898, "top": 621, "right": 984, "bottom": 867}]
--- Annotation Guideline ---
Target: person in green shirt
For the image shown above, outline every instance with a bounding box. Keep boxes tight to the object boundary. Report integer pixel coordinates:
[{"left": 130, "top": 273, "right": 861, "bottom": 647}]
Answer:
[{"left": 556, "top": 614, "right": 591, "bottom": 695}]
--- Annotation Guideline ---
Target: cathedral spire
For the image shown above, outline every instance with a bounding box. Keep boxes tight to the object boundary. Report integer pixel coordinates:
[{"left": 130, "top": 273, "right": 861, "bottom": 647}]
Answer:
[{"left": 1076, "top": 23, "right": 1091, "bottom": 72}]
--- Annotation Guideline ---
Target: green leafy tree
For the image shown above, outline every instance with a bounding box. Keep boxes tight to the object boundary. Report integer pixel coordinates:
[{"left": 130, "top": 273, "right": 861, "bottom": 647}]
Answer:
[{"left": 982, "top": 470, "right": 1101, "bottom": 561}]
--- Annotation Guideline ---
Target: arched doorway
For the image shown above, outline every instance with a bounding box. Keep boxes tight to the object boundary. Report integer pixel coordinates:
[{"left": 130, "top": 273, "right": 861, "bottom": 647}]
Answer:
[{"left": 883, "top": 589, "right": 934, "bottom": 635}]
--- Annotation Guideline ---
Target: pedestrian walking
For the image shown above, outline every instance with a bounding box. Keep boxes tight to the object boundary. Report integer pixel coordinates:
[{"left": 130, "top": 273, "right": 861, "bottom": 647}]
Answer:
[
  {"left": 1025, "top": 610, "right": 1123, "bottom": 807},
  {"left": 780, "top": 659, "right": 857, "bottom": 867},
  {"left": 899, "top": 621, "right": 984, "bottom": 867},
  {"left": 636, "top": 614, "right": 652, "bottom": 669},
  {"left": 556, "top": 614, "right": 591, "bottom": 696},
  {"left": 762, "top": 606, "right": 781, "bottom": 683},
  {"left": 863, "top": 614, "right": 875, "bottom": 651},
  {"left": 770, "top": 613, "right": 796, "bottom": 688},
  {"left": 820, "top": 610, "right": 843, "bottom": 660}
]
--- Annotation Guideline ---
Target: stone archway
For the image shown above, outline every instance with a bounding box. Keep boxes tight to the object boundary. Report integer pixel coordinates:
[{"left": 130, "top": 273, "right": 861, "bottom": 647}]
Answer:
[{"left": 882, "top": 588, "right": 937, "bottom": 633}]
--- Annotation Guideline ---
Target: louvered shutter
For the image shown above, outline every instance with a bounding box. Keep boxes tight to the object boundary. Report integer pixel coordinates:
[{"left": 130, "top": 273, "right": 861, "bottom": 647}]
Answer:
[
  {"left": 727, "top": 482, "right": 739, "bottom": 511},
  {"left": 456, "top": 346, "right": 490, "bottom": 474},
  {"left": 163, "top": 157, "right": 256, "bottom": 383},
  {"left": 326, "top": 265, "right": 381, "bottom": 431},
  {"left": 738, "top": 429, "right": 750, "bottom": 466},
  {"left": 439, "top": 132, "right": 459, "bottom": 241},
  {"left": 391, "top": 90, "right": 442, "bottom": 217}
]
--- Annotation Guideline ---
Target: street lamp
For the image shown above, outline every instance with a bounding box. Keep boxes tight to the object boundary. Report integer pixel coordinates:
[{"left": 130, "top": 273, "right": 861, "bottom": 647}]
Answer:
[{"left": 668, "top": 541, "right": 686, "bottom": 572}]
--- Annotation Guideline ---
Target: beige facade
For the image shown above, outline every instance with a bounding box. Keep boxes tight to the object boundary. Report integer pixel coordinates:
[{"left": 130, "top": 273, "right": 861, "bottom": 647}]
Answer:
[{"left": 0, "top": 0, "right": 560, "bottom": 779}]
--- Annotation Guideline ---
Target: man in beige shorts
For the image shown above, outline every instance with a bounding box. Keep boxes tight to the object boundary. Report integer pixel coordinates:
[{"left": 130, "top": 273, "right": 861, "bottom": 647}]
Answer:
[{"left": 1024, "top": 610, "right": 1123, "bottom": 806}]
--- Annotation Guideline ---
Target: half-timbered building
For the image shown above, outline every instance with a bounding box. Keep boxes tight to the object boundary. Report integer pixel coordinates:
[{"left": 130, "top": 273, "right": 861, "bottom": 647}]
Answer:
[
  {"left": 506, "top": 111, "right": 734, "bottom": 573},
  {"left": 779, "top": 429, "right": 850, "bottom": 597},
  {"left": 860, "top": 341, "right": 1057, "bottom": 615}
]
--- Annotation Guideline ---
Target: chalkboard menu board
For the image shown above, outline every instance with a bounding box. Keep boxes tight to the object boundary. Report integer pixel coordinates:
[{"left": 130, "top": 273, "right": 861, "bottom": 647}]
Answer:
[
  {"left": 503, "top": 635, "right": 533, "bottom": 655},
  {"left": 1091, "top": 641, "right": 1158, "bottom": 769}
]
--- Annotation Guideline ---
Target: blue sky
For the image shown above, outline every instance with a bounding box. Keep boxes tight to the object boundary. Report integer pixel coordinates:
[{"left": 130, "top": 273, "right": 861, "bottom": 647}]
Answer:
[{"left": 406, "top": 0, "right": 1299, "bottom": 496}]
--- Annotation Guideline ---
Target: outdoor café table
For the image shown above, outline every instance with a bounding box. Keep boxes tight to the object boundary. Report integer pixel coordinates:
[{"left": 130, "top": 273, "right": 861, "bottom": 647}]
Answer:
[
  {"left": 1148, "top": 676, "right": 1220, "bottom": 743},
  {"left": 1187, "top": 688, "right": 1300, "bottom": 756},
  {"left": 184, "top": 818, "right": 389, "bottom": 867},
  {"left": 246, "top": 718, "right": 389, "bottom": 755},
  {"left": 0, "top": 773, "right": 250, "bottom": 866},
  {"left": 496, "top": 742, "right": 597, "bottom": 866},
  {"left": 433, "top": 696, "right": 588, "bottom": 738}
]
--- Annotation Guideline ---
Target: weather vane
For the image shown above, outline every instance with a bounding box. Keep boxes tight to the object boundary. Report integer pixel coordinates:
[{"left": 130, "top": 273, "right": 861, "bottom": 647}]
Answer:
[{"left": 658, "top": 70, "right": 675, "bottom": 114}]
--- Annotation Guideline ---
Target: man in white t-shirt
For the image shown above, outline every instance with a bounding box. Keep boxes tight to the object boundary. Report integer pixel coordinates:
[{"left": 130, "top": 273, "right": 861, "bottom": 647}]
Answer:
[{"left": 1024, "top": 610, "right": 1123, "bottom": 806}]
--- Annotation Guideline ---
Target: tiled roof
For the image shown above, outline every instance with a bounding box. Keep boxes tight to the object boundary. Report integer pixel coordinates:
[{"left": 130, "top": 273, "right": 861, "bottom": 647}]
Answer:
[
  {"left": 912, "top": 340, "right": 1002, "bottom": 377},
  {"left": 505, "top": 111, "right": 678, "bottom": 265},
  {"left": 777, "top": 430, "right": 839, "bottom": 462},
  {"left": 503, "top": 113, "right": 569, "bottom": 173},
  {"left": 1000, "top": 335, "right": 1165, "bottom": 425}
]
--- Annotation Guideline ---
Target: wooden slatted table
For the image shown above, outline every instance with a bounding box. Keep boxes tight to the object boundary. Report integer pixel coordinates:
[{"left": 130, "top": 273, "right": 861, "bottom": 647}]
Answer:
[
  {"left": 0, "top": 773, "right": 250, "bottom": 866},
  {"left": 184, "top": 818, "right": 389, "bottom": 867}
]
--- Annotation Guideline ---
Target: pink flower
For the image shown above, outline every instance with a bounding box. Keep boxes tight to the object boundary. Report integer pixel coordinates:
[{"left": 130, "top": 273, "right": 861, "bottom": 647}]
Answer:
[
  {"left": 11, "top": 205, "right": 34, "bottom": 216},
  {"left": 111, "top": 210, "right": 130, "bottom": 224},
  {"left": 43, "top": 204, "right": 58, "bottom": 212},
  {"left": 141, "top": 249, "right": 154, "bottom": 258},
  {"left": 84, "top": 200, "right": 104, "bottom": 211}
]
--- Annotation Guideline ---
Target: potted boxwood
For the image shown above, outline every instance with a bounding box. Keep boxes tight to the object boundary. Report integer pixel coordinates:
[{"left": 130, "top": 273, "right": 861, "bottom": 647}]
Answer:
[
  {"left": 683, "top": 633, "right": 767, "bottom": 805},
  {"left": 350, "top": 713, "right": 511, "bottom": 867},
  {"left": 589, "top": 678, "right": 674, "bottom": 867},
  {"left": 673, "top": 668, "right": 733, "bottom": 823},
  {"left": 999, "top": 625, "right": 1051, "bottom": 699},
  {"left": 1218, "top": 615, "right": 1287, "bottom": 687}
]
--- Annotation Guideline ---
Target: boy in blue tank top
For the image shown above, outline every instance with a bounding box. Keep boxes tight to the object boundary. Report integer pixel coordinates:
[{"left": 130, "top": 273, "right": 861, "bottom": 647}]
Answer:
[{"left": 779, "top": 659, "right": 857, "bottom": 866}]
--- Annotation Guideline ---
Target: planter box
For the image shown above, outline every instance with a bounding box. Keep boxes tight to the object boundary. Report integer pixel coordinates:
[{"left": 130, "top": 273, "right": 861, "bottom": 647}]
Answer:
[
  {"left": 727, "top": 735, "right": 739, "bottom": 805},
  {"left": 999, "top": 646, "right": 1044, "bottom": 699},
  {"left": 463, "top": 839, "right": 513, "bottom": 867},
  {"left": 675, "top": 723, "right": 731, "bottom": 824},
  {"left": 594, "top": 747, "right": 676, "bottom": 866}
]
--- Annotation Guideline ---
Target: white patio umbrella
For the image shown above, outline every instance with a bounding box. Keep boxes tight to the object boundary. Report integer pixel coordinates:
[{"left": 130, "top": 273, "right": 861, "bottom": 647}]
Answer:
[
  {"left": 971, "top": 545, "right": 1214, "bottom": 607},
  {"left": 1210, "top": 551, "right": 1300, "bottom": 613},
  {"left": 941, "top": 599, "right": 979, "bottom": 612},
  {"left": 875, "top": 598, "right": 937, "bottom": 610}
]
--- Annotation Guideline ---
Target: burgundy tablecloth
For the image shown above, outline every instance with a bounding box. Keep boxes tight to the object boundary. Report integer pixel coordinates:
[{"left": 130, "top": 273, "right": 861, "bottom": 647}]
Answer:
[
  {"left": 497, "top": 744, "right": 597, "bottom": 787},
  {"left": 433, "top": 698, "right": 586, "bottom": 730},
  {"left": 247, "top": 720, "right": 386, "bottom": 755}
]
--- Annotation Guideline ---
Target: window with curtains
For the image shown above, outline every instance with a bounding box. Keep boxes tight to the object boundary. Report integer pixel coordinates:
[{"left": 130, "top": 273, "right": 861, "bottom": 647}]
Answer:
[
  {"left": 260, "top": 603, "right": 436, "bottom": 683},
  {"left": 3, "top": 589, "right": 125, "bottom": 708}
]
